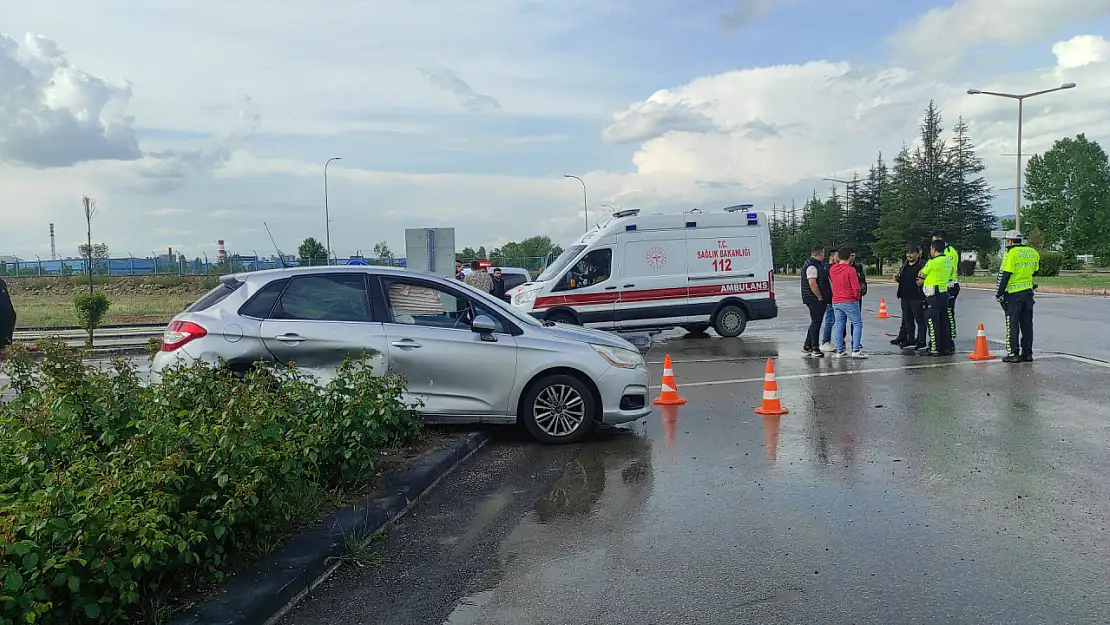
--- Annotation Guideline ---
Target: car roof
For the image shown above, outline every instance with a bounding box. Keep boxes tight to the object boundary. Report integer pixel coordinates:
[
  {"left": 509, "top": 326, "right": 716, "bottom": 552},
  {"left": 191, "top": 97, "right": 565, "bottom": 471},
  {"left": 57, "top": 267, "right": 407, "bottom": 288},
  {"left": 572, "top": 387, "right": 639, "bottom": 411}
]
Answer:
[{"left": 227, "top": 265, "right": 437, "bottom": 283}]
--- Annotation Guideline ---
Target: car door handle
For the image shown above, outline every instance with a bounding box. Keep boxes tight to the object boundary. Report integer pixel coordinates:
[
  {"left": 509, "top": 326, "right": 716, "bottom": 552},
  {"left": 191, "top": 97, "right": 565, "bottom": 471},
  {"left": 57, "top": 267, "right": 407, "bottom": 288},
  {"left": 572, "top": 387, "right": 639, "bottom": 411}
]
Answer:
[
  {"left": 391, "top": 340, "right": 422, "bottom": 349},
  {"left": 275, "top": 333, "right": 305, "bottom": 343},
  {"left": 604, "top": 285, "right": 617, "bottom": 290},
  {"left": 623, "top": 283, "right": 635, "bottom": 288}
]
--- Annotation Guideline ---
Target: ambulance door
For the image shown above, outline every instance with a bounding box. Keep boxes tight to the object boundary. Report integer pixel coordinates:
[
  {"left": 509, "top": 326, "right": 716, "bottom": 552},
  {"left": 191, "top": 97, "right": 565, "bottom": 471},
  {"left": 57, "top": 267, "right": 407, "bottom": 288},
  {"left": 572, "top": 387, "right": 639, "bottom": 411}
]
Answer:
[
  {"left": 616, "top": 232, "right": 689, "bottom": 329},
  {"left": 549, "top": 244, "right": 620, "bottom": 329}
]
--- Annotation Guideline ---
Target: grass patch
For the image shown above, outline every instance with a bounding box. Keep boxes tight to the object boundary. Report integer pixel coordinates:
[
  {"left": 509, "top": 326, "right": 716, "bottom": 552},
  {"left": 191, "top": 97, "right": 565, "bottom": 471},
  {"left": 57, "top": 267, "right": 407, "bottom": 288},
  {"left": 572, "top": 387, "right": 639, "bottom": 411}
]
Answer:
[
  {"left": 12, "top": 291, "right": 199, "bottom": 328},
  {"left": 959, "top": 274, "right": 1110, "bottom": 289}
]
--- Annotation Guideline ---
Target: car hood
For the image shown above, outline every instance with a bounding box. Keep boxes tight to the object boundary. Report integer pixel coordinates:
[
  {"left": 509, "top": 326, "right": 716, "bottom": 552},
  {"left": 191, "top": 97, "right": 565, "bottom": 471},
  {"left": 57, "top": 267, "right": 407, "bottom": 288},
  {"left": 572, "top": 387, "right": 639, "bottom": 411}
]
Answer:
[{"left": 540, "top": 323, "right": 638, "bottom": 351}]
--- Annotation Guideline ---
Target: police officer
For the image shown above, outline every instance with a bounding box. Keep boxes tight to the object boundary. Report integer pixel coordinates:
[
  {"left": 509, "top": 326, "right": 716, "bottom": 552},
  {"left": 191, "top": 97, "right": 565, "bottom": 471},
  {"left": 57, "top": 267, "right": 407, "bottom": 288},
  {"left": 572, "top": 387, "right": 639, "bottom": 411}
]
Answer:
[
  {"left": 0, "top": 276, "right": 15, "bottom": 357},
  {"left": 996, "top": 231, "right": 1039, "bottom": 363},
  {"left": 917, "top": 240, "right": 954, "bottom": 357},
  {"left": 932, "top": 231, "right": 959, "bottom": 343}
]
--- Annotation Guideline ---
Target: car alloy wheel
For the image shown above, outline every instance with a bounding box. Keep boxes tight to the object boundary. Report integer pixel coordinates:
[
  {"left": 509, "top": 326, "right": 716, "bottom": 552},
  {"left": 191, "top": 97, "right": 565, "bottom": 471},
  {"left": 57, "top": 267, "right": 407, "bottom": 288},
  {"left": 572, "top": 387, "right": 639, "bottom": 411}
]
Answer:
[{"left": 533, "top": 383, "right": 586, "bottom": 438}]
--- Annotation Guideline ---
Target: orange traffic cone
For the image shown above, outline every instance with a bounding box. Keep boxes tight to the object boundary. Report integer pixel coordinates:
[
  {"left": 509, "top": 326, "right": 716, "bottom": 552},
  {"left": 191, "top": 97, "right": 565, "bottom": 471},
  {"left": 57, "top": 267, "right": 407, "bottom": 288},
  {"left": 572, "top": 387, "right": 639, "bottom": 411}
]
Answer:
[
  {"left": 754, "top": 359, "right": 788, "bottom": 415},
  {"left": 653, "top": 355, "right": 687, "bottom": 405},
  {"left": 967, "top": 323, "right": 996, "bottom": 360},
  {"left": 762, "top": 414, "right": 781, "bottom": 460},
  {"left": 875, "top": 297, "right": 891, "bottom": 319}
]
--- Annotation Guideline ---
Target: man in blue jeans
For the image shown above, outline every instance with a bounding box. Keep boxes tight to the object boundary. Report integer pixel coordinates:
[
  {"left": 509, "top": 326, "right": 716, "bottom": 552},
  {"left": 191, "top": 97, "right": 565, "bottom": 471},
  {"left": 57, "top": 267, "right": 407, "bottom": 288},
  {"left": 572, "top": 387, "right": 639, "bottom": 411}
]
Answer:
[
  {"left": 819, "top": 248, "right": 839, "bottom": 352},
  {"left": 830, "top": 246, "right": 867, "bottom": 358}
]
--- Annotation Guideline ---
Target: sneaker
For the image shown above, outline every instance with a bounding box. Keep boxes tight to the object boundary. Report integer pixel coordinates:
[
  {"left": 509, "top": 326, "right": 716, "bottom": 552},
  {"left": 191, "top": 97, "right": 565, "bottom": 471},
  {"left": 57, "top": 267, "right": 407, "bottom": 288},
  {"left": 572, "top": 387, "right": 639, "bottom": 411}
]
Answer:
[
  {"left": 811, "top": 349, "right": 824, "bottom": 358},
  {"left": 833, "top": 351, "right": 847, "bottom": 359},
  {"left": 851, "top": 350, "right": 868, "bottom": 359},
  {"left": 1002, "top": 354, "right": 1021, "bottom": 363},
  {"left": 820, "top": 342, "right": 835, "bottom": 353},
  {"left": 890, "top": 337, "right": 904, "bottom": 345}
]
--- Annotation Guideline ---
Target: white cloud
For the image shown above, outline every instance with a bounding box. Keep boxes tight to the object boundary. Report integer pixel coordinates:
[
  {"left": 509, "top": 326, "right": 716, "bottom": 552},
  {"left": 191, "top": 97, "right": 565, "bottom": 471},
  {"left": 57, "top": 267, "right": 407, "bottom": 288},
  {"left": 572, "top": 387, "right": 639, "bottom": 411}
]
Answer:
[
  {"left": 0, "top": 33, "right": 140, "bottom": 167},
  {"left": 891, "top": 0, "right": 1110, "bottom": 71},
  {"left": 1053, "top": 34, "right": 1110, "bottom": 68}
]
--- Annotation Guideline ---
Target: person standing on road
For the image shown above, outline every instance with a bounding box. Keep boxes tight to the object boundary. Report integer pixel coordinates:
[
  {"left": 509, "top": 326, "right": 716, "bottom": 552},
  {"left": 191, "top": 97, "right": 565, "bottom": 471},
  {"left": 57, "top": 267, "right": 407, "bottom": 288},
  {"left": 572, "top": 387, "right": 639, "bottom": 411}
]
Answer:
[
  {"left": 996, "top": 231, "right": 1040, "bottom": 363},
  {"left": 455, "top": 259, "right": 466, "bottom": 281},
  {"left": 0, "top": 277, "right": 15, "bottom": 358},
  {"left": 819, "top": 248, "right": 839, "bottom": 353},
  {"left": 490, "top": 267, "right": 509, "bottom": 302},
  {"left": 891, "top": 245, "right": 926, "bottom": 350},
  {"left": 932, "top": 231, "right": 960, "bottom": 343},
  {"left": 830, "top": 246, "right": 867, "bottom": 358},
  {"left": 917, "top": 240, "right": 954, "bottom": 357},
  {"left": 464, "top": 260, "right": 493, "bottom": 293},
  {"left": 845, "top": 250, "right": 868, "bottom": 350},
  {"left": 801, "top": 245, "right": 832, "bottom": 358}
]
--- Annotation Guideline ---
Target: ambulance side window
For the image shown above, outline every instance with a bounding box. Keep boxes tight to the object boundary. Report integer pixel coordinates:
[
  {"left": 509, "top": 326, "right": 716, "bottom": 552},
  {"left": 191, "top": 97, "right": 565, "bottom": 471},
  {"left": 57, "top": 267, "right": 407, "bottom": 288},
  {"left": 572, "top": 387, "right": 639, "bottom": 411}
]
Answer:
[{"left": 555, "top": 248, "right": 612, "bottom": 291}]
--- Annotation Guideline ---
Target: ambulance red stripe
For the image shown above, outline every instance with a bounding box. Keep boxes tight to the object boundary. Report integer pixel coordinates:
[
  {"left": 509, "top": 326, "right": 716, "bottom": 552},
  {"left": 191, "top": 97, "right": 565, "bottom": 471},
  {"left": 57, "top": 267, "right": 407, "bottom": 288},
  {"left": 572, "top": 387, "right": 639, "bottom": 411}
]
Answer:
[{"left": 534, "top": 280, "right": 771, "bottom": 310}]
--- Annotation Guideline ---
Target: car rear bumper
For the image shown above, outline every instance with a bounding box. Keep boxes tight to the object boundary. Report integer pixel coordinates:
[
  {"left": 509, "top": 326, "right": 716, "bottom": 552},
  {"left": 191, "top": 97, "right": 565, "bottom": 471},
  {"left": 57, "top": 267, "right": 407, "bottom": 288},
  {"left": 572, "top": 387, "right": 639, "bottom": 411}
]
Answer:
[
  {"left": 746, "top": 297, "right": 778, "bottom": 320},
  {"left": 597, "top": 366, "right": 651, "bottom": 424}
]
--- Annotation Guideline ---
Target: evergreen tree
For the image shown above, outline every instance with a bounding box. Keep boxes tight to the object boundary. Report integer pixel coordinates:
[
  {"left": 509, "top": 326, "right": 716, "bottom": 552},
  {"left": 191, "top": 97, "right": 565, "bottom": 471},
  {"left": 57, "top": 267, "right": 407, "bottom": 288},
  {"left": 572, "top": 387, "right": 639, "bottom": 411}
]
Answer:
[
  {"left": 915, "top": 100, "right": 950, "bottom": 223},
  {"left": 874, "top": 145, "right": 928, "bottom": 261},
  {"left": 852, "top": 154, "right": 888, "bottom": 272},
  {"left": 945, "top": 117, "right": 995, "bottom": 255}
]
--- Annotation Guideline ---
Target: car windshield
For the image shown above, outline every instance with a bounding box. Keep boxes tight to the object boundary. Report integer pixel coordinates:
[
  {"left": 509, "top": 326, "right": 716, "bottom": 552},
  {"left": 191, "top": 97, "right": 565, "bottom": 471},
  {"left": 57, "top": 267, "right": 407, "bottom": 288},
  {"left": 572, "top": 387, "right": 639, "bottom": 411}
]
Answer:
[
  {"left": 536, "top": 245, "right": 585, "bottom": 282},
  {"left": 455, "top": 278, "right": 544, "bottom": 327}
]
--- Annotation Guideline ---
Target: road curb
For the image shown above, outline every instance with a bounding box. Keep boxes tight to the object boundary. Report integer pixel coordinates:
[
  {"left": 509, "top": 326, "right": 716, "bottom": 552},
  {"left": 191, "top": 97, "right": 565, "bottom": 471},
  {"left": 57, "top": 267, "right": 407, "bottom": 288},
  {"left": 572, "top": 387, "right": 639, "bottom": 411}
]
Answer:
[{"left": 169, "top": 430, "right": 492, "bottom": 625}]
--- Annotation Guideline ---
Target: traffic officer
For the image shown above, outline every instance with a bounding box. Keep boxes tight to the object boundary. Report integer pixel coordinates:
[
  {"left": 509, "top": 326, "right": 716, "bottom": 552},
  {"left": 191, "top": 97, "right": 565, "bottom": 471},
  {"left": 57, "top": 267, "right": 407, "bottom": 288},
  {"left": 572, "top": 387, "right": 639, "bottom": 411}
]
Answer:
[
  {"left": 916, "top": 239, "right": 954, "bottom": 357},
  {"left": 932, "top": 231, "right": 959, "bottom": 343},
  {"left": 0, "top": 276, "right": 15, "bottom": 357},
  {"left": 995, "top": 230, "right": 1040, "bottom": 363}
]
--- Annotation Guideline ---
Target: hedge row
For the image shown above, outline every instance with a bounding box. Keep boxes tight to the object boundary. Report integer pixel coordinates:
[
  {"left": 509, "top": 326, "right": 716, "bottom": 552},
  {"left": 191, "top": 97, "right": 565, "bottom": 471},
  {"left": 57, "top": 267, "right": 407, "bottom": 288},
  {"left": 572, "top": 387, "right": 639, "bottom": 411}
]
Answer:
[{"left": 0, "top": 341, "right": 422, "bottom": 623}]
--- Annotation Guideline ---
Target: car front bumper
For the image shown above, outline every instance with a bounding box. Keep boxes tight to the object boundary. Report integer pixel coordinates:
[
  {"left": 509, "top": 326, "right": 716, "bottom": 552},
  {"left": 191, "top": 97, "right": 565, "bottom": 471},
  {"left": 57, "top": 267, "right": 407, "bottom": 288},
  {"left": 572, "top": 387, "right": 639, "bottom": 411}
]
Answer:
[{"left": 596, "top": 365, "right": 652, "bottom": 425}]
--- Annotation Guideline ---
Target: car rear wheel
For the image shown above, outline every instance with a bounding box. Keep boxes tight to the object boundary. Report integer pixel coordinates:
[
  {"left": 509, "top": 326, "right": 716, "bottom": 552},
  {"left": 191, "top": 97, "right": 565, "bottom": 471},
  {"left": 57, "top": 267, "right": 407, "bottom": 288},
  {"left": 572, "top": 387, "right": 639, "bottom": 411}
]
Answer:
[
  {"left": 713, "top": 304, "right": 748, "bottom": 338},
  {"left": 521, "top": 374, "right": 596, "bottom": 444}
]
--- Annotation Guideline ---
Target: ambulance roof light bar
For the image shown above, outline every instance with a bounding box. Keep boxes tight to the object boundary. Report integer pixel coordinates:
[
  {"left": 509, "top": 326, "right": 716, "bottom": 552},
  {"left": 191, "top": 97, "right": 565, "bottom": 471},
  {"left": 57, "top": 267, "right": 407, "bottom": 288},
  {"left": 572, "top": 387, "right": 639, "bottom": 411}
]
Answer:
[
  {"left": 722, "top": 204, "right": 755, "bottom": 212},
  {"left": 612, "top": 209, "right": 641, "bottom": 218}
]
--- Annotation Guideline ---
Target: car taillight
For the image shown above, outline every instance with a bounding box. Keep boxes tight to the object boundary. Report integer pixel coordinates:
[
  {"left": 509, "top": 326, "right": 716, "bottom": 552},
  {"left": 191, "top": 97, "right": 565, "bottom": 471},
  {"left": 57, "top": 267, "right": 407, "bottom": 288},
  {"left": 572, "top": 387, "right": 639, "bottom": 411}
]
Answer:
[{"left": 162, "top": 320, "right": 207, "bottom": 351}]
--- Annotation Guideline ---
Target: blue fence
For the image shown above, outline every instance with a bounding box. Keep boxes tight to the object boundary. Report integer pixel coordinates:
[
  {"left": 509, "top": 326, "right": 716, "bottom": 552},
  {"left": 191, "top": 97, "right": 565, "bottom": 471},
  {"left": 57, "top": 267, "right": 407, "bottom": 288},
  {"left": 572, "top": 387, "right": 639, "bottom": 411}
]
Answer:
[{"left": 1, "top": 256, "right": 408, "bottom": 277}]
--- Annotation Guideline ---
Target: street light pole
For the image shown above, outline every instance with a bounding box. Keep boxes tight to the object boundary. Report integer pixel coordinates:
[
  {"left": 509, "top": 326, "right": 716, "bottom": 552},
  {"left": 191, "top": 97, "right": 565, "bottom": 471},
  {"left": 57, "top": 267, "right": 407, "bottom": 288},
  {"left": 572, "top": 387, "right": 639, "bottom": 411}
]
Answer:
[
  {"left": 324, "top": 157, "right": 342, "bottom": 264},
  {"left": 822, "top": 177, "right": 857, "bottom": 217},
  {"left": 563, "top": 174, "right": 588, "bottom": 232},
  {"left": 966, "top": 82, "right": 1076, "bottom": 233}
]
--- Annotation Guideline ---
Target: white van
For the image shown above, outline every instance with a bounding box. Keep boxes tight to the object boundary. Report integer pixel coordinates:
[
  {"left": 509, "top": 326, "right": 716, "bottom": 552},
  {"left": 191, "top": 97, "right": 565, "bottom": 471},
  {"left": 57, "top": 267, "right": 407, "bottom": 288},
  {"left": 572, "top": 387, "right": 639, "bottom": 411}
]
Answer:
[{"left": 508, "top": 206, "right": 777, "bottom": 337}]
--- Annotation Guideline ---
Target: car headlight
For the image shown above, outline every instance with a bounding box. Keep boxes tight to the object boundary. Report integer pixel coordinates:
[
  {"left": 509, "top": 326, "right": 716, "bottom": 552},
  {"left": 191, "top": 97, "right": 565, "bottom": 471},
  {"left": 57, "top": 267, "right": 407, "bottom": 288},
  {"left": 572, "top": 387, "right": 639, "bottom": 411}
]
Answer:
[
  {"left": 591, "top": 343, "right": 644, "bottom": 369},
  {"left": 515, "top": 290, "right": 537, "bottom": 305}
]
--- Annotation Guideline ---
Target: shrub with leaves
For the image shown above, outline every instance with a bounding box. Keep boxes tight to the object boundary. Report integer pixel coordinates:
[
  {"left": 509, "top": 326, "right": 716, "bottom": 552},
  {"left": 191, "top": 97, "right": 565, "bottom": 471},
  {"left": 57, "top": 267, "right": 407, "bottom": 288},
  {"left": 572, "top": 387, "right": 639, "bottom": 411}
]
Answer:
[
  {"left": 1036, "top": 251, "right": 1063, "bottom": 277},
  {"left": 0, "top": 340, "right": 422, "bottom": 623},
  {"left": 73, "top": 293, "right": 111, "bottom": 347}
]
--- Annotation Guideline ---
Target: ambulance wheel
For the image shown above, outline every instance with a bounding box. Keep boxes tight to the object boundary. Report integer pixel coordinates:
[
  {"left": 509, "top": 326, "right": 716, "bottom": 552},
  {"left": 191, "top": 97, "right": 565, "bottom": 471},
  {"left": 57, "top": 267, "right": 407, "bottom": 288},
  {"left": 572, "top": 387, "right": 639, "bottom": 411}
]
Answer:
[
  {"left": 681, "top": 324, "right": 710, "bottom": 335},
  {"left": 713, "top": 305, "right": 747, "bottom": 338},
  {"left": 545, "top": 310, "right": 579, "bottom": 325}
]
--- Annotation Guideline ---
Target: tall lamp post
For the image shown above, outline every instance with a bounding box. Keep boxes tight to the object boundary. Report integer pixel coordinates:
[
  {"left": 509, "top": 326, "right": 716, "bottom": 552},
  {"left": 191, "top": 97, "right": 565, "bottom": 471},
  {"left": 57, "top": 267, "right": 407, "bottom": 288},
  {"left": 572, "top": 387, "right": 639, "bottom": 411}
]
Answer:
[
  {"left": 324, "top": 157, "right": 342, "bottom": 264},
  {"left": 822, "top": 177, "right": 858, "bottom": 217},
  {"left": 966, "top": 82, "right": 1075, "bottom": 233},
  {"left": 563, "top": 174, "right": 589, "bottom": 232}
]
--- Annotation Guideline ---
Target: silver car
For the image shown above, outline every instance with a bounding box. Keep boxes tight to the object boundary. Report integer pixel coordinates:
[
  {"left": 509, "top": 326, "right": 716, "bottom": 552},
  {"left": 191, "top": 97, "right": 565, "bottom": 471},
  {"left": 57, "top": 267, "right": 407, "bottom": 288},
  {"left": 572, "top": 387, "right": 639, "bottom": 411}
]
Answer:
[{"left": 152, "top": 266, "right": 651, "bottom": 444}]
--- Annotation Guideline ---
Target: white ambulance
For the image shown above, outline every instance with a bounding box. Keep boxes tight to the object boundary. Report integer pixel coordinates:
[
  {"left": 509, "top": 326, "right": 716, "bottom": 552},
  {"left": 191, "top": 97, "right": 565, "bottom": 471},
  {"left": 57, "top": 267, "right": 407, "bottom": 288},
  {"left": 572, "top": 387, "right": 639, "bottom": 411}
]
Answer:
[{"left": 507, "top": 206, "right": 777, "bottom": 337}]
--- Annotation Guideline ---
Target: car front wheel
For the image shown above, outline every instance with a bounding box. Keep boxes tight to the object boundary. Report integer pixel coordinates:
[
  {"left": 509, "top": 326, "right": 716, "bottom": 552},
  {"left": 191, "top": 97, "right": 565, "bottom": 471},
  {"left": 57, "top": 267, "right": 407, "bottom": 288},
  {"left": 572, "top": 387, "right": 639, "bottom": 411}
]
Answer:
[{"left": 521, "top": 374, "right": 596, "bottom": 444}]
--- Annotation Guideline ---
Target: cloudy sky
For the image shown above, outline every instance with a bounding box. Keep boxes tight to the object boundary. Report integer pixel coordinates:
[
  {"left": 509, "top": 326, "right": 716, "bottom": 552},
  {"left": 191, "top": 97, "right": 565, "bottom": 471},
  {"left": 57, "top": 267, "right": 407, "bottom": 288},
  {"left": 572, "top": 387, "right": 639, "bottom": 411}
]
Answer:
[{"left": 1, "top": 0, "right": 1109, "bottom": 261}]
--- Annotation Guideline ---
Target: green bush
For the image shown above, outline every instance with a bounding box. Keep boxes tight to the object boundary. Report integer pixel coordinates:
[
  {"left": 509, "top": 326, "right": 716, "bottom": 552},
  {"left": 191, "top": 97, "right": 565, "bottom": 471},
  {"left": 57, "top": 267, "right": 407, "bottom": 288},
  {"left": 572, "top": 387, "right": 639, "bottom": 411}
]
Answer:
[
  {"left": 73, "top": 293, "right": 111, "bottom": 346},
  {"left": 1036, "top": 251, "right": 1063, "bottom": 277},
  {"left": 0, "top": 341, "right": 421, "bottom": 623}
]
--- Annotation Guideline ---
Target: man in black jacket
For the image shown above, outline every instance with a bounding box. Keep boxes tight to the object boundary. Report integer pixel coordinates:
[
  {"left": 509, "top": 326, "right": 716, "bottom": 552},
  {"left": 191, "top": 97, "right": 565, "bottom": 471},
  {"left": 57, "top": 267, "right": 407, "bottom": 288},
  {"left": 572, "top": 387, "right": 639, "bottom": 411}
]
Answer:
[
  {"left": 0, "top": 277, "right": 16, "bottom": 357},
  {"left": 800, "top": 244, "right": 831, "bottom": 357},
  {"left": 891, "top": 244, "right": 926, "bottom": 349},
  {"left": 490, "top": 267, "right": 508, "bottom": 302}
]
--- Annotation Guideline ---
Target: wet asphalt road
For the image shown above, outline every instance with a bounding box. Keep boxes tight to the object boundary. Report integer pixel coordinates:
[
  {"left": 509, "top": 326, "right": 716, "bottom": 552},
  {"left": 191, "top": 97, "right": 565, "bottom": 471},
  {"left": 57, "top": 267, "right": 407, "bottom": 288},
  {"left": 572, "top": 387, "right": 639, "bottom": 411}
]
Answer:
[{"left": 281, "top": 284, "right": 1110, "bottom": 625}]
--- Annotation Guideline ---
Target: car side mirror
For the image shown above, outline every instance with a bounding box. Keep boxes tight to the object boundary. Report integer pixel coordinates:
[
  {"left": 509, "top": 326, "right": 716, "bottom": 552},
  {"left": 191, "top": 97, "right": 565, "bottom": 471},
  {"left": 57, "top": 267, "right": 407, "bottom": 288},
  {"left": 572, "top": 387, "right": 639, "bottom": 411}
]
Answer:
[{"left": 471, "top": 314, "right": 498, "bottom": 340}]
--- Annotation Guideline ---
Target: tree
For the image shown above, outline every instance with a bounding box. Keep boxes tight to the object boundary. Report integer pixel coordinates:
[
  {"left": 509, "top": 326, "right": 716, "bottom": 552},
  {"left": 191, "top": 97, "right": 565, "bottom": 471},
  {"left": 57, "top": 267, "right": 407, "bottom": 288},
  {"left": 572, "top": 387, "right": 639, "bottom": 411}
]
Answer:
[
  {"left": 373, "top": 240, "right": 393, "bottom": 264},
  {"left": 74, "top": 292, "right": 111, "bottom": 347},
  {"left": 944, "top": 117, "right": 995, "bottom": 257},
  {"left": 489, "top": 236, "right": 564, "bottom": 271},
  {"left": 848, "top": 158, "right": 886, "bottom": 271},
  {"left": 874, "top": 145, "right": 928, "bottom": 262},
  {"left": 298, "top": 237, "right": 328, "bottom": 266},
  {"left": 1023, "top": 134, "right": 1110, "bottom": 258},
  {"left": 80, "top": 196, "right": 99, "bottom": 293},
  {"left": 458, "top": 247, "right": 478, "bottom": 261}
]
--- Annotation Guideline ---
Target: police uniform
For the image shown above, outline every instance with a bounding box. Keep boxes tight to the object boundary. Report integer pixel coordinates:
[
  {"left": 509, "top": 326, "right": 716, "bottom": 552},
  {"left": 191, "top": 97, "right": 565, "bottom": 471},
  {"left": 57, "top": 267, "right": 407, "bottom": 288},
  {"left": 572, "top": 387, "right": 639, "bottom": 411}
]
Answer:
[
  {"left": 918, "top": 254, "right": 953, "bottom": 356},
  {"left": 943, "top": 244, "right": 959, "bottom": 341},
  {"left": 0, "top": 277, "right": 15, "bottom": 351},
  {"left": 996, "top": 234, "right": 1039, "bottom": 362}
]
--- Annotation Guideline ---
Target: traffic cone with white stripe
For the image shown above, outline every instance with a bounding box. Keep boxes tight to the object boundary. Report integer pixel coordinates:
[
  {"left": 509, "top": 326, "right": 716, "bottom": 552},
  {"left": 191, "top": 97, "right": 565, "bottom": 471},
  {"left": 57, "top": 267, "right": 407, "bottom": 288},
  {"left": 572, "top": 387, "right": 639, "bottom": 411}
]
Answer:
[
  {"left": 653, "top": 355, "right": 686, "bottom": 405},
  {"left": 967, "top": 323, "right": 996, "bottom": 360},
  {"left": 875, "top": 297, "right": 891, "bottom": 319},
  {"left": 754, "top": 359, "right": 789, "bottom": 415}
]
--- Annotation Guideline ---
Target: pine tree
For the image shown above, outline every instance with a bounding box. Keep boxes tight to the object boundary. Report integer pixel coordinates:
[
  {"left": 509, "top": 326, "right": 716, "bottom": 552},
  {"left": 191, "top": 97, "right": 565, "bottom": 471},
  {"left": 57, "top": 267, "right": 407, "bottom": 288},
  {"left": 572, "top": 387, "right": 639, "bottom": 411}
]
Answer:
[
  {"left": 874, "top": 145, "right": 928, "bottom": 261},
  {"left": 945, "top": 117, "right": 995, "bottom": 256},
  {"left": 852, "top": 154, "right": 888, "bottom": 272},
  {"left": 915, "top": 100, "right": 949, "bottom": 223}
]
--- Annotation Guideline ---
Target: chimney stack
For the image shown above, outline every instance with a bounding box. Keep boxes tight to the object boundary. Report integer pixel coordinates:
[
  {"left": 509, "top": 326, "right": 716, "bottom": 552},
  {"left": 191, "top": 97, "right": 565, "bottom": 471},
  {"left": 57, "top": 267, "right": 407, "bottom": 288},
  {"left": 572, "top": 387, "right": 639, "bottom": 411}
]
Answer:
[{"left": 49, "top": 223, "right": 56, "bottom": 260}]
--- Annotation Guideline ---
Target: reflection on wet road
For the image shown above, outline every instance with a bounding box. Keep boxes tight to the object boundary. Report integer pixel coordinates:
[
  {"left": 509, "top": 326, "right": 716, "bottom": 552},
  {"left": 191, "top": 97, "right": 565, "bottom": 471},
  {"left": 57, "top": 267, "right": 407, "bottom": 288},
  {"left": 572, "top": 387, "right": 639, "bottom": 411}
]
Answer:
[{"left": 258, "top": 284, "right": 1110, "bottom": 622}]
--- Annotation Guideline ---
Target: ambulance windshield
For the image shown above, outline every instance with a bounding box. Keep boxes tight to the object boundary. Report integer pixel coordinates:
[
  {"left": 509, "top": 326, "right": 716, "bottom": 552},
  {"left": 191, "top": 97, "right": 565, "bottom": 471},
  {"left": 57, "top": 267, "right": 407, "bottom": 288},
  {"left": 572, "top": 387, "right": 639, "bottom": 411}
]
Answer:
[{"left": 536, "top": 245, "right": 585, "bottom": 282}]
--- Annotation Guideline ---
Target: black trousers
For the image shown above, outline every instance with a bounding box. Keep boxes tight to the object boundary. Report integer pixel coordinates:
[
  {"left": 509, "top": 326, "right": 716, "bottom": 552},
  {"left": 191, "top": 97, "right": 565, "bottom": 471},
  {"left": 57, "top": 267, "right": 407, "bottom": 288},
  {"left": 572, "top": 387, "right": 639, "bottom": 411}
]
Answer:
[
  {"left": 924, "top": 291, "right": 953, "bottom": 353},
  {"left": 1005, "top": 289, "right": 1034, "bottom": 357},
  {"left": 804, "top": 301, "right": 826, "bottom": 350},
  {"left": 897, "top": 297, "right": 926, "bottom": 346},
  {"left": 947, "top": 283, "right": 960, "bottom": 341}
]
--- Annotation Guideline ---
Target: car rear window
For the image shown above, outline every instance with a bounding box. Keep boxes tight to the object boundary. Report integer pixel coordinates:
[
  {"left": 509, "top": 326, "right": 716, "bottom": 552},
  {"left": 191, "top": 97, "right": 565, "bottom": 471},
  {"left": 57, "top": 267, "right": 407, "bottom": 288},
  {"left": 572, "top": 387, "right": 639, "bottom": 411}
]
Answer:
[
  {"left": 186, "top": 279, "right": 244, "bottom": 312},
  {"left": 238, "top": 278, "right": 290, "bottom": 319}
]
